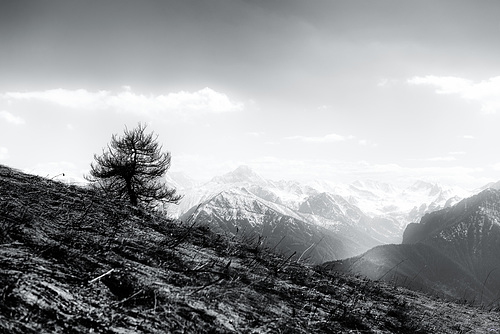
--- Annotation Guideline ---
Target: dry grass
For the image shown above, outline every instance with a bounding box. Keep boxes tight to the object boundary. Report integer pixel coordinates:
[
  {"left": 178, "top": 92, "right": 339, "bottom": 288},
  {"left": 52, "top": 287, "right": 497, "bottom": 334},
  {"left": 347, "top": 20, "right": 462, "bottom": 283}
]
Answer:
[{"left": 1, "top": 164, "right": 499, "bottom": 333}]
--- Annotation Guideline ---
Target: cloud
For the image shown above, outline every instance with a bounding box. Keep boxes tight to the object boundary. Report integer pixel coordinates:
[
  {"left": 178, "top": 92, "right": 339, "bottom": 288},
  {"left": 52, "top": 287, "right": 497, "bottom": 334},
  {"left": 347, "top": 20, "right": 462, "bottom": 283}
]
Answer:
[
  {"left": 3, "top": 89, "right": 109, "bottom": 109},
  {"left": 0, "top": 110, "right": 25, "bottom": 125},
  {"left": 2, "top": 87, "right": 244, "bottom": 115},
  {"left": 285, "top": 133, "right": 374, "bottom": 146},
  {"left": 317, "top": 105, "right": 331, "bottom": 111},
  {"left": 377, "top": 78, "right": 389, "bottom": 87},
  {"left": 377, "top": 78, "right": 399, "bottom": 88},
  {"left": 408, "top": 75, "right": 500, "bottom": 114},
  {"left": 332, "top": 161, "right": 484, "bottom": 189},
  {"left": 358, "top": 139, "right": 378, "bottom": 147},
  {"left": 462, "top": 135, "right": 475, "bottom": 140},
  {"left": 408, "top": 76, "right": 472, "bottom": 94},
  {"left": 248, "top": 158, "right": 484, "bottom": 188},
  {"left": 247, "top": 131, "right": 264, "bottom": 137},
  {"left": 173, "top": 153, "right": 489, "bottom": 189},
  {"left": 285, "top": 133, "right": 351, "bottom": 143},
  {"left": 427, "top": 156, "right": 456, "bottom": 162},
  {"left": 407, "top": 154, "right": 459, "bottom": 162},
  {"left": 107, "top": 88, "right": 244, "bottom": 114}
]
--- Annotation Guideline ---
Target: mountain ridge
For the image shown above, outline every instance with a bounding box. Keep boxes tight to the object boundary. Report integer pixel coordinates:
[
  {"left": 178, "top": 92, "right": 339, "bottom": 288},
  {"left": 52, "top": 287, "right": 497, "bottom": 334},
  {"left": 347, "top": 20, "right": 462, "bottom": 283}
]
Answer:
[
  {"left": 169, "top": 165, "right": 475, "bottom": 252},
  {"left": 326, "top": 188, "right": 500, "bottom": 305}
]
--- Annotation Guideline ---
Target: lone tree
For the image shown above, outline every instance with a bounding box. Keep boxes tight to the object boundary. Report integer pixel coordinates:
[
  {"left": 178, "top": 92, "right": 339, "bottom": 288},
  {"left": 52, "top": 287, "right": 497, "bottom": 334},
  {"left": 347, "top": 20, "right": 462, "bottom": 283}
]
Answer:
[{"left": 86, "top": 123, "right": 182, "bottom": 208}]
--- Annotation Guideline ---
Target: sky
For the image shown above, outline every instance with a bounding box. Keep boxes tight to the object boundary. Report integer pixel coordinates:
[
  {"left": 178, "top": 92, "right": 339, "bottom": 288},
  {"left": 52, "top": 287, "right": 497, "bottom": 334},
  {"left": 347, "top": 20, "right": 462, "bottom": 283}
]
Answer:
[{"left": 1, "top": 0, "right": 500, "bottom": 190}]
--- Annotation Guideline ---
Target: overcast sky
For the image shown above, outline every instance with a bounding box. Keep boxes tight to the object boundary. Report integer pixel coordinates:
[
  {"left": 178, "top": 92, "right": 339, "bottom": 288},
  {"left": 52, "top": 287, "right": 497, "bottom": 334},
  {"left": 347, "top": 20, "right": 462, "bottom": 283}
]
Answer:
[{"left": 1, "top": 0, "right": 500, "bottom": 189}]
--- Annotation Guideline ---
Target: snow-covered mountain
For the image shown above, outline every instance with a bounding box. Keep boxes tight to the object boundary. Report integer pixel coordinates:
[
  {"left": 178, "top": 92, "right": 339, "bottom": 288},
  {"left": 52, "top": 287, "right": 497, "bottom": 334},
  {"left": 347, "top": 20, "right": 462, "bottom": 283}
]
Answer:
[
  {"left": 326, "top": 188, "right": 500, "bottom": 304},
  {"left": 212, "top": 165, "right": 269, "bottom": 186},
  {"left": 291, "top": 176, "right": 470, "bottom": 242},
  {"left": 180, "top": 187, "right": 355, "bottom": 263},
  {"left": 331, "top": 179, "right": 471, "bottom": 227},
  {"left": 164, "top": 166, "right": 473, "bottom": 262},
  {"left": 166, "top": 166, "right": 317, "bottom": 219}
]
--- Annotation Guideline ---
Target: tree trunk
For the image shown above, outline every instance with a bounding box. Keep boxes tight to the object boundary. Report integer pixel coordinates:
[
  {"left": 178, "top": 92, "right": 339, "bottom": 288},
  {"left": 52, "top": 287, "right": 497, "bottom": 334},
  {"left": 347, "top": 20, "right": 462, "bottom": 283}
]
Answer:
[{"left": 125, "top": 180, "right": 138, "bottom": 206}]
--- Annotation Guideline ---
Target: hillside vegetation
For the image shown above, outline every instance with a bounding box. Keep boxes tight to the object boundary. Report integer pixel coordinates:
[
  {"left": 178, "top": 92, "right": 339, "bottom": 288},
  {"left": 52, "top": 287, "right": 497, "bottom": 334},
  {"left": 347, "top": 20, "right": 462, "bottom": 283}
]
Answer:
[{"left": 1, "top": 164, "right": 498, "bottom": 333}]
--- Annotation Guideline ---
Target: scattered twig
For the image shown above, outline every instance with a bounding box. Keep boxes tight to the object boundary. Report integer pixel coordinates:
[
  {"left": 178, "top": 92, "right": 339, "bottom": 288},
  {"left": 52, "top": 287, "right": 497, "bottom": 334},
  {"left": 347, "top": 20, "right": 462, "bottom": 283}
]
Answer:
[
  {"left": 89, "top": 269, "right": 115, "bottom": 284},
  {"left": 111, "top": 289, "right": 144, "bottom": 306},
  {"left": 188, "top": 276, "right": 226, "bottom": 295},
  {"left": 0, "top": 241, "right": 23, "bottom": 247},
  {"left": 168, "top": 219, "right": 198, "bottom": 249},
  {"left": 276, "top": 251, "right": 297, "bottom": 273}
]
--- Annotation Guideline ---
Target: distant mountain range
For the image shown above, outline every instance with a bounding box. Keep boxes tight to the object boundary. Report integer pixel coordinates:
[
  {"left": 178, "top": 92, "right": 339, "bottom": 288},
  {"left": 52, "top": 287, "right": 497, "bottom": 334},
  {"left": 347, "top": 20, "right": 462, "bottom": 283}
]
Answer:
[
  {"left": 165, "top": 166, "right": 477, "bottom": 263},
  {"left": 323, "top": 188, "right": 500, "bottom": 305}
]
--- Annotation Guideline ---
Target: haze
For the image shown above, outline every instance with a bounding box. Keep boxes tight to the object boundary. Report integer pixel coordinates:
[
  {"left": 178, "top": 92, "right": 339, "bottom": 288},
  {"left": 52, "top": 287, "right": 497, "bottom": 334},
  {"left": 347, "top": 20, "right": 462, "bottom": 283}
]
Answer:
[{"left": 1, "top": 0, "right": 500, "bottom": 189}]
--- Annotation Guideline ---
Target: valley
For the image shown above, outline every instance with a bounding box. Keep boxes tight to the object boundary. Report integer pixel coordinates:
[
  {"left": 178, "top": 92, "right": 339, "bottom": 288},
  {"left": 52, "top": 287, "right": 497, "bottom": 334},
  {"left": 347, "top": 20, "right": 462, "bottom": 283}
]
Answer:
[{"left": 166, "top": 165, "right": 475, "bottom": 263}]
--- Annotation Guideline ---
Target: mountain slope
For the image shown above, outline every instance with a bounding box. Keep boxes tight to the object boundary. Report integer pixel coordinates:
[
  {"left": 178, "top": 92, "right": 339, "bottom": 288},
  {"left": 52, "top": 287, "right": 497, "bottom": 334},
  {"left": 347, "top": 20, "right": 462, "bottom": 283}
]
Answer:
[
  {"left": 298, "top": 192, "right": 365, "bottom": 224},
  {"left": 1, "top": 164, "right": 499, "bottom": 333},
  {"left": 322, "top": 243, "right": 492, "bottom": 303},
  {"left": 181, "top": 188, "right": 352, "bottom": 263},
  {"left": 0, "top": 166, "right": 498, "bottom": 334},
  {"left": 403, "top": 188, "right": 500, "bottom": 299},
  {"left": 326, "top": 189, "right": 500, "bottom": 305},
  {"left": 170, "top": 167, "right": 471, "bottom": 249}
]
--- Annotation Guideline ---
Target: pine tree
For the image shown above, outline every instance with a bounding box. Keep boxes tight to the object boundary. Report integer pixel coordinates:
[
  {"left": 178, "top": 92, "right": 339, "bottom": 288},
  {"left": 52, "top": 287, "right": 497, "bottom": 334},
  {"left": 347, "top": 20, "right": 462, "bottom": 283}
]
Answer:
[{"left": 86, "top": 123, "right": 182, "bottom": 208}]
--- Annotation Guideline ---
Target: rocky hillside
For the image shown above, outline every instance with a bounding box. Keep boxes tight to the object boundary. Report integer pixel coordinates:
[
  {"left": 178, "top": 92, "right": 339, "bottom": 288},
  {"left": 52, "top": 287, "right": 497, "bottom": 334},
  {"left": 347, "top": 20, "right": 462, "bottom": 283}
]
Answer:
[
  {"left": 324, "top": 189, "right": 500, "bottom": 306},
  {"left": 404, "top": 188, "right": 500, "bottom": 301},
  {"left": 1, "top": 164, "right": 499, "bottom": 333}
]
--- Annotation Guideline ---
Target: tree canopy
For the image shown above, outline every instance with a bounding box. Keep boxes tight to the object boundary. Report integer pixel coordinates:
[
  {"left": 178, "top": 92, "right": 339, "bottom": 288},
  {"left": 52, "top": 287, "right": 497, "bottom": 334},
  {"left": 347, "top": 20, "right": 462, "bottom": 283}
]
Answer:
[{"left": 86, "top": 123, "right": 182, "bottom": 208}]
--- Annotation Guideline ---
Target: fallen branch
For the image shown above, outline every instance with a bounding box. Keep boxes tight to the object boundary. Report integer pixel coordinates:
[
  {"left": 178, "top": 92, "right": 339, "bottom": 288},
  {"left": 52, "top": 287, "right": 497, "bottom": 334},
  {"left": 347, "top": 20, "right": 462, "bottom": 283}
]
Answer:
[
  {"left": 0, "top": 241, "right": 23, "bottom": 248},
  {"left": 276, "top": 251, "right": 297, "bottom": 273},
  {"left": 89, "top": 269, "right": 115, "bottom": 284},
  {"left": 189, "top": 277, "right": 226, "bottom": 295},
  {"left": 111, "top": 289, "right": 144, "bottom": 306}
]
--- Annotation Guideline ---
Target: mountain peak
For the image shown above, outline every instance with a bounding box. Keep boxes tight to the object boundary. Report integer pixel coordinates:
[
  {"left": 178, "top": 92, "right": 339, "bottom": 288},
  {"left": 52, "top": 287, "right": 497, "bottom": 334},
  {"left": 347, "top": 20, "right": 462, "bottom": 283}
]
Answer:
[
  {"left": 403, "top": 188, "right": 500, "bottom": 245},
  {"left": 407, "top": 180, "right": 442, "bottom": 196},
  {"left": 350, "top": 179, "right": 398, "bottom": 194},
  {"left": 212, "top": 165, "right": 268, "bottom": 185}
]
